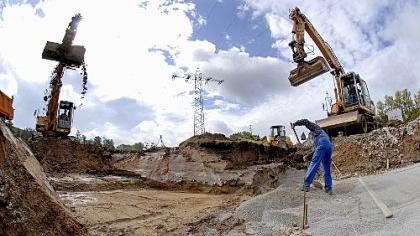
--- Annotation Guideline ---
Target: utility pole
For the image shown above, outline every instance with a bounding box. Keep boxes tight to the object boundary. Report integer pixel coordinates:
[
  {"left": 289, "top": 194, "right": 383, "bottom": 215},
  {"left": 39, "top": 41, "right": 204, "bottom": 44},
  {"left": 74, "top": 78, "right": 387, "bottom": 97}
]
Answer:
[
  {"left": 159, "top": 135, "right": 165, "bottom": 148},
  {"left": 173, "top": 68, "right": 223, "bottom": 136}
]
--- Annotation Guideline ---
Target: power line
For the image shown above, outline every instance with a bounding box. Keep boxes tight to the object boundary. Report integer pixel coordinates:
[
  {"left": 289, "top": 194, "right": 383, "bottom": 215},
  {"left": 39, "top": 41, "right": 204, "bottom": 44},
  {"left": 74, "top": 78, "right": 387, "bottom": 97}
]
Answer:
[{"left": 196, "top": 1, "right": 220, "bottom": 37}]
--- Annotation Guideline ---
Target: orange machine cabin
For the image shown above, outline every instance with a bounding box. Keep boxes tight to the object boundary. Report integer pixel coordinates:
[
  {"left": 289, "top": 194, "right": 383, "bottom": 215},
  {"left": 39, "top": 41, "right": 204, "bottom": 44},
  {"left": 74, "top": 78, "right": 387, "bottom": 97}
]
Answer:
[{"left": 0, "top": 90, "right": 14, "bottom": 120}]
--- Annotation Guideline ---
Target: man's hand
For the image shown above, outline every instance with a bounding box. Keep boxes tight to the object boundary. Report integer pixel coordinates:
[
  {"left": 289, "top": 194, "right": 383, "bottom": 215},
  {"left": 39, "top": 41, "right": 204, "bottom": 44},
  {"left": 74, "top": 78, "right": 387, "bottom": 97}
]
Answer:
[{"left": 290, "top": 122, "right": 295, "bottom": 129}]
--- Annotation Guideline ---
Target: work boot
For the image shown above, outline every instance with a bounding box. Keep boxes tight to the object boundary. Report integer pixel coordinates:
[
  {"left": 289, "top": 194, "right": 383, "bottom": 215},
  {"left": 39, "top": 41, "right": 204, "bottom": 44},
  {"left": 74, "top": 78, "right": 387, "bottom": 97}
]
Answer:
[
  {"left": 300, "top": 185, "right": 310, "bottom": 192},
  {"left": 324, "top": 188, "right": 333, "bottom": 195}
]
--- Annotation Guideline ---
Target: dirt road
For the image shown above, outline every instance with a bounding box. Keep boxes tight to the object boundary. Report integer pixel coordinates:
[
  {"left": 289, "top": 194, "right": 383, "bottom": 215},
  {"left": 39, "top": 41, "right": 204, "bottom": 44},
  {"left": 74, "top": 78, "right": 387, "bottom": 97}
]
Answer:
[{"left": 59, "top": 188, "right": 247, "bottom": 235}]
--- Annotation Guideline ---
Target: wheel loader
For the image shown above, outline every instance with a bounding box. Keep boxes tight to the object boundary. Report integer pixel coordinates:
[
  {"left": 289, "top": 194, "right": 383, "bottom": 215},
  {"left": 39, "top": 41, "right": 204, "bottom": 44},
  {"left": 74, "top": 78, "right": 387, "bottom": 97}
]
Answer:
[{"left": 266, "top": 125, "right": 293, "bottom": 149}]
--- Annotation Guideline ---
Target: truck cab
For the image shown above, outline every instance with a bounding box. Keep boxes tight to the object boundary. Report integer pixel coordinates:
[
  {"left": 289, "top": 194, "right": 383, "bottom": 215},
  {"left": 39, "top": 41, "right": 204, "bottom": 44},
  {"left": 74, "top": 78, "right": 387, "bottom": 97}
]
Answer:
[{"left": 0, "top": 90, "right": 14, "bottom": 121}]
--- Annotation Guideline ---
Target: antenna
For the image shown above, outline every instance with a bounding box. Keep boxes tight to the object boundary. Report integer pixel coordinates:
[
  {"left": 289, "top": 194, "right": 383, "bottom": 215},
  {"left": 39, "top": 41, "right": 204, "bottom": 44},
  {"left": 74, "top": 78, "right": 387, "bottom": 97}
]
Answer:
[{"left": 172, "top": 68, "right": 223, "bottom": 136}]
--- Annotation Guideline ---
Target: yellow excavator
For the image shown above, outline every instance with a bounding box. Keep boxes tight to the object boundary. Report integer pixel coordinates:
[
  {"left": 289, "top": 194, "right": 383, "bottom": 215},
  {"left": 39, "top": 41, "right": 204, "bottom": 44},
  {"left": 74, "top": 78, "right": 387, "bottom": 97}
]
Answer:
[
  {"left": 266, "top": 125, "right": 293, "bottom": 149},
  {"left": 288, "top": 7, "right": 377, "bottom": 135},
  {"left": 36, "top": 14, "right": 86, "bottom": 137}
]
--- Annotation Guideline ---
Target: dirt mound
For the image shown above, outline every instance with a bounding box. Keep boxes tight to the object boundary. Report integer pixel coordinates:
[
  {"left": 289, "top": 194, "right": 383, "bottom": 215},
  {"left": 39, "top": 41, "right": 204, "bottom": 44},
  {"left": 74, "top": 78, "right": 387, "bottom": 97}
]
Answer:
[
  {"left": 0, "top": 121, "right": 88, "bottom": 235},
  {"left": 112, "top": 133, "right": 304, "bottom": 194},
  {"left": 111, "top": 150, "right": 287, "bottom": 195},
  {"left": 179, "top": 132, "right": 228, "bottom": 148},
  {"left": 29, "top": 138, "right": 113, "bottom": 174},
  {"left": 333, "top": 118, "right": 419, "bottom": 176},
  {"left": 179, "top": 133, "right": 298, "bottom": 170}
]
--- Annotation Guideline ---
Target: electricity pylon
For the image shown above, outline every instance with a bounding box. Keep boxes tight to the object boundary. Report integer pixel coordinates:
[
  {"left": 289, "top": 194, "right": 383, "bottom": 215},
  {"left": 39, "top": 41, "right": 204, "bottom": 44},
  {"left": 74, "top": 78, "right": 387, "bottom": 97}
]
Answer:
[{"left": 172, "top": 68, "right": 223, "bottom": 136}]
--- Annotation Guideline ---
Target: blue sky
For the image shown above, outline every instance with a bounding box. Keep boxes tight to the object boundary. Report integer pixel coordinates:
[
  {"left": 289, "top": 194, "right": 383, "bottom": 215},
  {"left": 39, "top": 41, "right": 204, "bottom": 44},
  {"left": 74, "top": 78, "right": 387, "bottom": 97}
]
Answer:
[
  {"left": 191, "top": 0, "right": 275, "bottom": 58},
  {"left": 0, "top": 0, "right": 419, "bottom": 145}
]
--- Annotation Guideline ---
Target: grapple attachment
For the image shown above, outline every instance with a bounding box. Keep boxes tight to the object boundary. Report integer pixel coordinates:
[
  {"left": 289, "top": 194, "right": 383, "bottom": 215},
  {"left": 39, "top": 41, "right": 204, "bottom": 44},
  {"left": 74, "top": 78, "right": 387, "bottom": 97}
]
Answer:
[
  {"left": 42, "top": 41, "right": 85, "bottom": 67},
  {"left": 288, "top": 56, "right": 329, "bottom": 86}
]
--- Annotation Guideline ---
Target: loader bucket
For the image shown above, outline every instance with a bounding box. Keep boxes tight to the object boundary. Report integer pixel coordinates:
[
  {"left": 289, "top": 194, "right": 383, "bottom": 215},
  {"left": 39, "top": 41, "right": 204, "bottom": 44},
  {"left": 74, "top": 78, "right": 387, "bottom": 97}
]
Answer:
[
  {"left": 42, "top": 41, "right": 85, "bottom": 67},
  {"left": 288, "top": 56, "right": 329, "bottom": 86}
]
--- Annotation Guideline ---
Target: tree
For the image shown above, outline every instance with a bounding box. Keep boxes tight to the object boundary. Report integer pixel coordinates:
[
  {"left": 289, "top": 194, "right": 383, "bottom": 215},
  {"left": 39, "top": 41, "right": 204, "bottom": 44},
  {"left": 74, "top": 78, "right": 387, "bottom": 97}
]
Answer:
[
  {"left": 93, "top": 136, "right": 102, "bottom": 146},
  {"left": 116, "top": 142, "right": 144, "bottom": 152},
  {"left": 375, "top": 100, "right": 388, "bottom": 124},
  {"left": 102, "top": 138, "right": 115, "bottom": 150},
  {"left": 10, "top": 126, "right": 35, "bottom": 142},
  {"left": 414, "top": 91, "right": 420, "bottom": 108},
  {"left": 132, "top": 142, "right": 144, "bottom": 151},
  {"left": 229, "top": 131, "right": 260, "bottom": 141},
  {"left": 75, "top": 130, "right": 81, "bottom": 142},
  {"left": 376, "top": 89, "right": 420, "bottom": 124}
]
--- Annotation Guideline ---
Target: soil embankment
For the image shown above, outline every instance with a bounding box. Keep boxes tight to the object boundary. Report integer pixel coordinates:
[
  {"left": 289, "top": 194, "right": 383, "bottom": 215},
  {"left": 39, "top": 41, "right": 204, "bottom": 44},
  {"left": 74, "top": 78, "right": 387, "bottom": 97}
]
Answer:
[{"left": 0, "top": 121, "right": 88, "bottom": 235}]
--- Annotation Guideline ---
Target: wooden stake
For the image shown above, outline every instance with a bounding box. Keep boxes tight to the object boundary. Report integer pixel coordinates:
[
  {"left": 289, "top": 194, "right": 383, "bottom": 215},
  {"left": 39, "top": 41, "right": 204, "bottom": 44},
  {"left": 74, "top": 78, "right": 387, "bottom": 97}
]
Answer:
[{"left": 302, "top": 177, "right": 309, "bottom": 229}]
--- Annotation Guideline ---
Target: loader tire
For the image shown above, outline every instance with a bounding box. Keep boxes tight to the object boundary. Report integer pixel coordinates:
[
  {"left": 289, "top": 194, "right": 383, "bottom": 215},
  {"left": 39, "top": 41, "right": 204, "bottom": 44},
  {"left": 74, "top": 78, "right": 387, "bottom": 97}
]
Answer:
[{"left": 360, "top": 115, "right": 368, "bottom": 133}]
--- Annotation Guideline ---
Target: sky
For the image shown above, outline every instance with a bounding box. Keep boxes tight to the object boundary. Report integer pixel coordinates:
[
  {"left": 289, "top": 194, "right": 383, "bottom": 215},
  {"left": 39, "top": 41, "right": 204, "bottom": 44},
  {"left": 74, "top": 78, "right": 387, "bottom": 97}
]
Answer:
[{"left": 0, "top": 0, "right": 419, "bottom": 146}]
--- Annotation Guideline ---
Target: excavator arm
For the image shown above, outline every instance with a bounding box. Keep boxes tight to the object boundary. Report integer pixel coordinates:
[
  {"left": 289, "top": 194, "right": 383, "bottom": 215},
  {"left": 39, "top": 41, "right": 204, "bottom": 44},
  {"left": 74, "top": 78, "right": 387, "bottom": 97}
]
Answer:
[
  {"left": 288, "top": 7, "right": 345, "bottom": 112},
  {"left": 36, "top": 14, "right": 85, "bottom": 136}
]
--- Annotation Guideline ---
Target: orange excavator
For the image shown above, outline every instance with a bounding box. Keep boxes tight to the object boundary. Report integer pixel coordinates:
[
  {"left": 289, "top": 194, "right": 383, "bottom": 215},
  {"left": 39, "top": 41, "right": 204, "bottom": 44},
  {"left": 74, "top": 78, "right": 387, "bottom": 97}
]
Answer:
[
  {"left": 288, "top": 7, "right": 377, "bottom": 135},
  {"left": 36, "top": 14, "right": 86, "bottom": 136}
]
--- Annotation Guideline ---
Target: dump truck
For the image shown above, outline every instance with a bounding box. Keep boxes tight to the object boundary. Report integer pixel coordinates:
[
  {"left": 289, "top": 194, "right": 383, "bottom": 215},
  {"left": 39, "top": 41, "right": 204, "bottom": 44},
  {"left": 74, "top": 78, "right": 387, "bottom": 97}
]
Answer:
[
  {"left": 36, "top": 14, "right": 86, "bottom": 137},
  {"left": 288, "top": 7, "right": 377, "bottom": 135},
  {"left": 0, "top": 90, "right": 14, "bottom": 121}
]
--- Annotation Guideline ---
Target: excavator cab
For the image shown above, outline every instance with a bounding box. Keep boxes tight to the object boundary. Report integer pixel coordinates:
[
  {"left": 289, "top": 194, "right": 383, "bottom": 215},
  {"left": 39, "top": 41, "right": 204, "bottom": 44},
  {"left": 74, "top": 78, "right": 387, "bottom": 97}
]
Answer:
[
  {"left": 341, "top": 72, "right": 374, "bottom": 110},
  {"left": 36, "top": 100, "right": 74, "bottom": 136},
  {"left": 57, "top": 101, "right": 74, "bottom": 133}
]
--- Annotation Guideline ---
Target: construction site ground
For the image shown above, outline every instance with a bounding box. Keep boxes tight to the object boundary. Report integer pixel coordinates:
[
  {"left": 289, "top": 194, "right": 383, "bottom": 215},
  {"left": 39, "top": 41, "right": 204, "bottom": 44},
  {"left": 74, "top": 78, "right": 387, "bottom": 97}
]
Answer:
[
  {"left": 0, "top": 118, "right": 419, "bottom": 235},
  {"left": 59, "top": 187, "right": 246, "bottom": 235},
  {"left": 235, "top": 164, "right": 420, "bottom": 236},
  {"left": 50, "top": 163, "right": 420, "bottom": 235}
]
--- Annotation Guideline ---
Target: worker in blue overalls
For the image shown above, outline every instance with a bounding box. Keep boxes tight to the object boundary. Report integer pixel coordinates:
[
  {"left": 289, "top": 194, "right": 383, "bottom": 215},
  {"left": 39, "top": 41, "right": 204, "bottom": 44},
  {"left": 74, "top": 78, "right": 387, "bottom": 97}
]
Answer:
[{"left": 292, "top": 119, "right": 333, "bottom": 195}]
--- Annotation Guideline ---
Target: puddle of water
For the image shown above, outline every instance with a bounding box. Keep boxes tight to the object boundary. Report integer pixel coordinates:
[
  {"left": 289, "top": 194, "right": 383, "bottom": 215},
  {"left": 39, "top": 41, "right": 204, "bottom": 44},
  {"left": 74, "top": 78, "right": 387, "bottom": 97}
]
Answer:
[{"left": 58, "top": 192, "right": 97, "bottom": 206}]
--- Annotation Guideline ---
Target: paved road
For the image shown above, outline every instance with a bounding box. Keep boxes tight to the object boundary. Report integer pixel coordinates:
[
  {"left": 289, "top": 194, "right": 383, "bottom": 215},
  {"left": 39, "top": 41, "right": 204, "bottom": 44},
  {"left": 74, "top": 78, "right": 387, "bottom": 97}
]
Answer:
[{"left": 234, "top": 164, "right": 420, "bottom": 236}]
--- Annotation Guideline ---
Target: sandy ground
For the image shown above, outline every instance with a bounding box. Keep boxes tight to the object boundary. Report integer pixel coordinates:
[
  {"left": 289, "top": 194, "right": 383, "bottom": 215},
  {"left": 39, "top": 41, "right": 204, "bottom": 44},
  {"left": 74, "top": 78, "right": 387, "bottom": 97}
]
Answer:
[{"left": 59, "top": 188, "right": 247, "bottom": 236}]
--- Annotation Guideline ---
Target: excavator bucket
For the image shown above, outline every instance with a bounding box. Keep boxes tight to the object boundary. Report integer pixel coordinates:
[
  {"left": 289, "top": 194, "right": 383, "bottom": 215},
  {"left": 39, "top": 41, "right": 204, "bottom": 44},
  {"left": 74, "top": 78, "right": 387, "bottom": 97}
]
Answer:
[{"left": 288, "top": 56, "right": 329, "bottom": 86}]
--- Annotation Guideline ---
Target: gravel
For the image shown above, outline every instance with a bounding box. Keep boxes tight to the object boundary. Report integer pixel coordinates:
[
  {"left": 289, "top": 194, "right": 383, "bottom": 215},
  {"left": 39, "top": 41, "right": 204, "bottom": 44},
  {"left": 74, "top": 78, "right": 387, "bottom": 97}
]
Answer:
[{"left": 231, "top": 164, "right": 420, "bottom": 235}]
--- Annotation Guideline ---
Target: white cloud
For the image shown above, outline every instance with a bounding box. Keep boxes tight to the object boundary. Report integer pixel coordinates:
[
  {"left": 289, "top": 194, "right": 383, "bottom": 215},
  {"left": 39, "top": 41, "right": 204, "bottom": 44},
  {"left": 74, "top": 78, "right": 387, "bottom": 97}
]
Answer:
[
  {"left": 0, "top": 0, "right": 197, "bottom": 146},
  {"left": 1, "top": 0, "right": 419, "bottom": 147}
]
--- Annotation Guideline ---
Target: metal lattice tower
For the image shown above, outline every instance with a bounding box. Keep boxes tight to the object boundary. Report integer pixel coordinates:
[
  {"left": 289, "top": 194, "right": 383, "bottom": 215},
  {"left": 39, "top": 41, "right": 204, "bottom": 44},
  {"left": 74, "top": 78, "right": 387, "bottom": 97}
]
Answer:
[{"left": 173, "top": 68, "right": 223, "bottom": 136}]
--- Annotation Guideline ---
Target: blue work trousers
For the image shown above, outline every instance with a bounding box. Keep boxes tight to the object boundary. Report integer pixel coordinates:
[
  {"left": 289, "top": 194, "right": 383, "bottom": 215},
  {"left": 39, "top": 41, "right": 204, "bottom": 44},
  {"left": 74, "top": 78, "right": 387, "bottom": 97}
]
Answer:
[{"left": 304, "top": 144, "right": 333, "bottom": 190}]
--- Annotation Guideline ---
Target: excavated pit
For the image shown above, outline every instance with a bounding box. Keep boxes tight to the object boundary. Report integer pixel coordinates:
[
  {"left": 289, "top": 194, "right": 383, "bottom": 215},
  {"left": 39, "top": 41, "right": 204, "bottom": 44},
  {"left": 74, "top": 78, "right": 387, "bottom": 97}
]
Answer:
[{"left": 1, "top": 119, "right": 418, "bottom": 235}]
